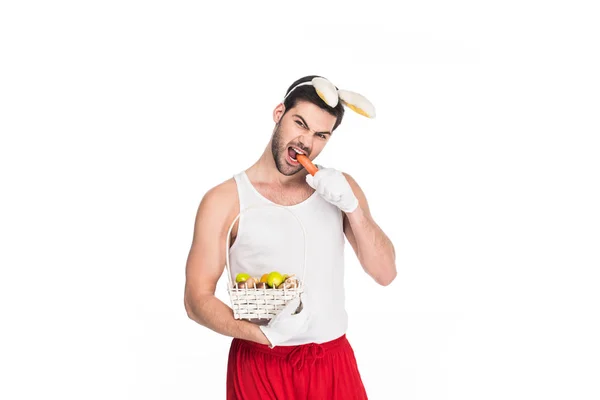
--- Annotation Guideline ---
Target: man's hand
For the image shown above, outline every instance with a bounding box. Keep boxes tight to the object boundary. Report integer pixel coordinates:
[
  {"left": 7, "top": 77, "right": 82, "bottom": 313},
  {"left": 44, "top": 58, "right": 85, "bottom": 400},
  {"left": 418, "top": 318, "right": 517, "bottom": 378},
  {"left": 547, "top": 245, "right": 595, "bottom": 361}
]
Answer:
[
  {"left": 306, "top": 167, "right": 359, "bottom": 213},
  {"left": 259, "top": 297, "right": 310, "bottom": 348}
]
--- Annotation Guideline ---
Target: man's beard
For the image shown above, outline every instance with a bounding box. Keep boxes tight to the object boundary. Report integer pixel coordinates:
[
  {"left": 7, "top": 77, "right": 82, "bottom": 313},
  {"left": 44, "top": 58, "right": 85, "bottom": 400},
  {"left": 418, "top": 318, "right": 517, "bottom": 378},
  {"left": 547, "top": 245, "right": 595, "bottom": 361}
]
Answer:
[{"left": 271, "top": 124, "right": 303, "bottom": 176}]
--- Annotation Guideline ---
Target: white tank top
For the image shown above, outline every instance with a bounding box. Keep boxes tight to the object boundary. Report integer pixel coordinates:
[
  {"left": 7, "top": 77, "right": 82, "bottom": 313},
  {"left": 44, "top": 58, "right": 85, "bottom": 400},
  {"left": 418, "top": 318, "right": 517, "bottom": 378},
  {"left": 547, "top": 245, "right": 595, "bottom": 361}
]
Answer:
[{"left": 228, "top": 170, "right": 348, "bottom": 345}]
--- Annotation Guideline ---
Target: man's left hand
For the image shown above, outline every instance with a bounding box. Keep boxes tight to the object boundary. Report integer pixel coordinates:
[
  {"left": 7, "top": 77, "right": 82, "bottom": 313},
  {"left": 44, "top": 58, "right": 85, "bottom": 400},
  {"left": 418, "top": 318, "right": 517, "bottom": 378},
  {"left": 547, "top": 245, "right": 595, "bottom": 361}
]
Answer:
[{"left": 306, "top": 167, "right": 358, "bottom": 213}]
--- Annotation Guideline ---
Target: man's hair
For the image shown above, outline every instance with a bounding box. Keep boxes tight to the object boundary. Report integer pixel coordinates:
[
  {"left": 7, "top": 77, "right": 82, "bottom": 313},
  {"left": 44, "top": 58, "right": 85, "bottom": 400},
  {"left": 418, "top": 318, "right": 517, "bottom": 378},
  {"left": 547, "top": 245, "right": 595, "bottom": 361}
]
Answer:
[{"left": 282, "top": 75, "right": 345, "bottom": 131}]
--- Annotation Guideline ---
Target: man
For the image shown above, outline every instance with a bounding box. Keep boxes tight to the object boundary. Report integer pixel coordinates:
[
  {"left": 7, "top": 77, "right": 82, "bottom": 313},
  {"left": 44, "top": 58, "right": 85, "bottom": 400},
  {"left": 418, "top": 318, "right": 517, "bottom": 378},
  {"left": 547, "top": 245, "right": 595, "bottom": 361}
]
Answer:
[{"left": 184, "top": 75, "right": 396, "bottom": 399}]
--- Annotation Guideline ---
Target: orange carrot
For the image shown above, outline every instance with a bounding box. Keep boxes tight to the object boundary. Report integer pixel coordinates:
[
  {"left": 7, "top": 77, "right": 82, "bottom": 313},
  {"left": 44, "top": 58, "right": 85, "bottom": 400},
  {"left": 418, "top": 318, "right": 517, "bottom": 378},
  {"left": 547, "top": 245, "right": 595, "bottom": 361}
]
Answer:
[{"left": 296, "top": 154, "right": 318, "bottom": 176}]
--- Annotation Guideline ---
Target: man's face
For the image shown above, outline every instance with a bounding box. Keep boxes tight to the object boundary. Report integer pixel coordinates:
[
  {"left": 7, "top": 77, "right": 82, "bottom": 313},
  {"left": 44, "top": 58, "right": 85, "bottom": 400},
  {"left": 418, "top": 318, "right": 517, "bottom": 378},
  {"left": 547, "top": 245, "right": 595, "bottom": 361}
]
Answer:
[{"left": 271, "top": 100, "right": 337, "bottom": 176}]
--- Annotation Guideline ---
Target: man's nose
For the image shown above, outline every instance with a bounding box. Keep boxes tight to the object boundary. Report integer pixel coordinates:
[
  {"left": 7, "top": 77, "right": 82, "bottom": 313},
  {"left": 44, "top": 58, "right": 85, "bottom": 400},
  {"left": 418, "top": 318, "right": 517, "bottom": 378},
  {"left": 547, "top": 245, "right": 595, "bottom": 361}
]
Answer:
[{"left": 297, "top": 133, "right": 313, "bottom": 149}]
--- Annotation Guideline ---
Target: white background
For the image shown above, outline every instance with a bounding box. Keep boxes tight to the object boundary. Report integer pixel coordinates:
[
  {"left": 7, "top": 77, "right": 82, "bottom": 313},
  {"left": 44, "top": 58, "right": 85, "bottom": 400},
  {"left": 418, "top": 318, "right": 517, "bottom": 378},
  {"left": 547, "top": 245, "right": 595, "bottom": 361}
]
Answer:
[{"left": 1, "top": 1, "right": 599, "bottom": 399}]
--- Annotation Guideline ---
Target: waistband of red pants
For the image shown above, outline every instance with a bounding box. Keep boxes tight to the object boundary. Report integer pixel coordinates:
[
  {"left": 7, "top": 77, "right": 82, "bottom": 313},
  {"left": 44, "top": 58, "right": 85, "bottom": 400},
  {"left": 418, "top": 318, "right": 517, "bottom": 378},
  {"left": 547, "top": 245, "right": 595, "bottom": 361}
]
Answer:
[{"left": 234, "top": 334, "right": 349, "bottom": 369}]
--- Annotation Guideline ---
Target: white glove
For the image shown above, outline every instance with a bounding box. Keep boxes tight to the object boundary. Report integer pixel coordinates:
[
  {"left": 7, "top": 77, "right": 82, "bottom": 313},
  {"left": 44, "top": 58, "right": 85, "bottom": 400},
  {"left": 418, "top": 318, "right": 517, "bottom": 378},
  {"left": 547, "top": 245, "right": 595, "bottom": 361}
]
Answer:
[
  {"left": 305, "top": 167, "right": 359, "bottom": 213},
  {"left": 259, "top": 297, "right": 309, "bottom": 348}
]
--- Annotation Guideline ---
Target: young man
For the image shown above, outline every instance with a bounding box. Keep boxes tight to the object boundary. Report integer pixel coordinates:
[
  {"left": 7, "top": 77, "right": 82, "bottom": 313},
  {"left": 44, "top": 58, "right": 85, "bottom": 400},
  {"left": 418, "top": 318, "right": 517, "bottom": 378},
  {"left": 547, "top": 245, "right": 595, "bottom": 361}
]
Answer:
[{"left": 184, "top": 75, "right": 396, "bottom": 399}]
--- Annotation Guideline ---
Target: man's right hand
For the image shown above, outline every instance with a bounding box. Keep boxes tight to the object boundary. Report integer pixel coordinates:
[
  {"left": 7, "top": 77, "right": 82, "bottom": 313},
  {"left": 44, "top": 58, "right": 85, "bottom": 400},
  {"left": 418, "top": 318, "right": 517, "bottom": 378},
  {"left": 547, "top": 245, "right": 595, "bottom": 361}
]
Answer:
[{"left": 259, "top": 297, "right": 310, "bottom": 348}]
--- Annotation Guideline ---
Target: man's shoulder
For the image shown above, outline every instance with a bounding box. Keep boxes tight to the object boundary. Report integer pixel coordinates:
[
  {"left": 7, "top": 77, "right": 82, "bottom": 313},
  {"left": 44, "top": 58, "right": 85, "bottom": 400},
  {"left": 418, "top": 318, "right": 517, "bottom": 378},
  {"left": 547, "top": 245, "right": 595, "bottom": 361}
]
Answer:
[
  {"left": 204, "top": 176, "right": 237, "bottom": 199},
  {"left": 190, "top": 177, "right": 240, "bottom": 251},
  {"left": 200, "top": 177, "right": 239, "bottom": 213}
]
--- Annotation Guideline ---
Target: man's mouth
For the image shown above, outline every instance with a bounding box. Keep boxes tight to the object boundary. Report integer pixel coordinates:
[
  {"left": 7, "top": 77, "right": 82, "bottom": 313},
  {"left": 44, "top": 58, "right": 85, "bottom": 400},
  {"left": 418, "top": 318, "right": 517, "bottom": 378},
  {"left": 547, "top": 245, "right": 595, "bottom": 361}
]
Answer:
[{"left": 286, "top": 146, "right": 307, "bottom": 164}]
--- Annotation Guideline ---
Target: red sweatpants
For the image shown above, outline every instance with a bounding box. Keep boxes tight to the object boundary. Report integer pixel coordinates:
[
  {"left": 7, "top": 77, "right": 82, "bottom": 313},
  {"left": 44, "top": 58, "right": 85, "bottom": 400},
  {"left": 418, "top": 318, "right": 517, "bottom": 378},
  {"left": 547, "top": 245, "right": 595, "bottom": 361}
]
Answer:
[{"left": 227, "top": 334, "right": 368, "bottom": 399}]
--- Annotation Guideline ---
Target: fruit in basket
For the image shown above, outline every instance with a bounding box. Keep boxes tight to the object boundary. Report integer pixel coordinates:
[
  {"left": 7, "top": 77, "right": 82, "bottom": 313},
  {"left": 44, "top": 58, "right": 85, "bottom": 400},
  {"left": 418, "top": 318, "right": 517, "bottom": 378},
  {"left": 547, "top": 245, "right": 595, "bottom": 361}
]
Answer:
[
  {"left": 266, "top": 271, "right": 284, "bottom": 288},
  {"left": 237, "top": 279, "right": 255, "bottom": 289},
  {"left": 235, "top": 273, "right": 251, "bottom": 283},
  {"left": 277, "top": 275, "right": 299, "bottom": 289},
  {"left": 255, "top": 282, "right": 268, "bottom": 289},
  {"left": 260, "top": 273, "right": 269, "bottom": 283}
]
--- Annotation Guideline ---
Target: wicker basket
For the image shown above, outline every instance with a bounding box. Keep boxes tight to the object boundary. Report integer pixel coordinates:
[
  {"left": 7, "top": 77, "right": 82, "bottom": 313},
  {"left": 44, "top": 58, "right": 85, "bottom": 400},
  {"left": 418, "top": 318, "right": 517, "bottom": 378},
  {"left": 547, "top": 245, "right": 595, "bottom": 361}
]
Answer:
[{"left": 225, "top": 204, "right": 306, "bottom": 320}]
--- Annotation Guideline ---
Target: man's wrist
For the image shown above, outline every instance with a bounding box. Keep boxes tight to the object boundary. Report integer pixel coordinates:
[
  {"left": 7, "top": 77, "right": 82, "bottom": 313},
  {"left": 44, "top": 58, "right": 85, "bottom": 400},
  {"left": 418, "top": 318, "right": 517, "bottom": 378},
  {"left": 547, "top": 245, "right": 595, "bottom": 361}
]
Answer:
[
  {"left": 344, "top": 199, "right": 362, "bottom": 217},
  {"left": 230, "top": 318, "right": 272, "bottom": 346},
  {"left": 254, "top": 324, "right": 273, "bottom": 346}
]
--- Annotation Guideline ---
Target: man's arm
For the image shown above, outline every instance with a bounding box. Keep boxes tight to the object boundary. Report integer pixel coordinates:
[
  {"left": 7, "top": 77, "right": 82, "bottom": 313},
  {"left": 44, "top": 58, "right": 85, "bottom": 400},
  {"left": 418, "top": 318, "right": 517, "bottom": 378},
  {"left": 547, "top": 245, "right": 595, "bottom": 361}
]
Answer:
[
  {"left": 342, "top": 173, "right": 397, "bottom": 286},
  {"left": 183, "top": 181, "right": 270, "bottom": 345}
]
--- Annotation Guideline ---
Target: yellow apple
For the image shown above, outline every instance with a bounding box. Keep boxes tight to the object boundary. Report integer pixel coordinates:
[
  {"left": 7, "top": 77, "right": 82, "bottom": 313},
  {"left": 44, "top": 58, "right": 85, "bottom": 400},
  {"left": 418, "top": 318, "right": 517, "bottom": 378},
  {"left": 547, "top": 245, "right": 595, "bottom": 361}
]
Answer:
[
  {"left": 266, "top": 271, "right": 284, "bottom": 288},
  {"left": 235, "top": 273, "right": 250, "bottom": 283}
]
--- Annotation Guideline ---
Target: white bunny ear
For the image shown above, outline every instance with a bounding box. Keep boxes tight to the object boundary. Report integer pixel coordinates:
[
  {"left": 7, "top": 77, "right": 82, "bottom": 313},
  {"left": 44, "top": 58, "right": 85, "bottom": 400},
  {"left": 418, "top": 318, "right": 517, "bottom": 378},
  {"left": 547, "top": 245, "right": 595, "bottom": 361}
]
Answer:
[
  {"left": 311, "top": 77, "right": 339, "bottom": 108},
  {"left": 337, "top": 89, "right": 376, "bottom": 118}
]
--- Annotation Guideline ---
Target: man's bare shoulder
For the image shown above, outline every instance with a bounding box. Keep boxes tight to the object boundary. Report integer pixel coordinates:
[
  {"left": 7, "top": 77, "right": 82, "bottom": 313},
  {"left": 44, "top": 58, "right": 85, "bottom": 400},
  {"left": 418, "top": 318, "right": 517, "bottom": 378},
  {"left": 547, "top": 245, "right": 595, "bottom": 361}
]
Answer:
[
  {"left": 202, "top": 177, "right": 237, "bottom": 203},
  {"left": 199, "top": 177, "right": 239, "bottom": 216},
  {"left": 188, "top": 176, "right": 241, "bottom": 249}
]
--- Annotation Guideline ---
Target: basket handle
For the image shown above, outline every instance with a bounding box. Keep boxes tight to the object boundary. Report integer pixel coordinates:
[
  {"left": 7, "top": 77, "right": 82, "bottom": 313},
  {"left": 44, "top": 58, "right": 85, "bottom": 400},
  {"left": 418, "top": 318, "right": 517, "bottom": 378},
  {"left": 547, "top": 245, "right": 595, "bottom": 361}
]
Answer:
[{"left": 224, "top": 204, "right": 307, "bottom": 286}]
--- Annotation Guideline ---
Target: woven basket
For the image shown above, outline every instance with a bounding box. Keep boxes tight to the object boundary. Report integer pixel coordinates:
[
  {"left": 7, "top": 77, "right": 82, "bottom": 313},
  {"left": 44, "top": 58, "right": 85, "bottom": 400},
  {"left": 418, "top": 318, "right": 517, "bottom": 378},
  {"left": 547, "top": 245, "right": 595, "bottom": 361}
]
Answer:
[{"left": 225, "top": 204, "right": 306, "bottom": 320}]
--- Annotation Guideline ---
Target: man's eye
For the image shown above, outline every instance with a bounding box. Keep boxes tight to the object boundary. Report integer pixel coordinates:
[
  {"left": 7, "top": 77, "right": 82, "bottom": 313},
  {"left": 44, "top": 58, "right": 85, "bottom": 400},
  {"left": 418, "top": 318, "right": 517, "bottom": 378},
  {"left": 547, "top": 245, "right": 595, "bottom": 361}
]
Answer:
[{"left": 295, "top": 121, "right": 304, "bottom": 127}]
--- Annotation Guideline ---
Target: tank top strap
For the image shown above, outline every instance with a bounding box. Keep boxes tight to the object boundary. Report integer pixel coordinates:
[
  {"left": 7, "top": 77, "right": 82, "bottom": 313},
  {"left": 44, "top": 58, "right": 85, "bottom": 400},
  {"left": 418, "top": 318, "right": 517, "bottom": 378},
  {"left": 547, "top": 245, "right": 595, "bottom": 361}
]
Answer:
[{"left": 233, "top": 170, "right": 270, "bottom": 211}]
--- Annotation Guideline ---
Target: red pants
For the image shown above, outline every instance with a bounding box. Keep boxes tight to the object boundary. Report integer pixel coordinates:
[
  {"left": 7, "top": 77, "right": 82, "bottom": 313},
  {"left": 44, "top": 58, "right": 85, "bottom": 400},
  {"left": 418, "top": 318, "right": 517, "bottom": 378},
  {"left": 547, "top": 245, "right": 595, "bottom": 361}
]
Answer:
[{"left": 227, "top": 334, "right": 368, "bottom": 399}]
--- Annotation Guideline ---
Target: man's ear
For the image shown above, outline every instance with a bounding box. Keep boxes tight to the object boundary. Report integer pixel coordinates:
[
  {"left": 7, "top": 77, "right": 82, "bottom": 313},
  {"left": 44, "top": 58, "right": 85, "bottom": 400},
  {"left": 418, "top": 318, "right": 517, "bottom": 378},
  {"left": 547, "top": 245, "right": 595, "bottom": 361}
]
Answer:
[{"left": 273, "top": 103, "right": 286, "bottom": 123}]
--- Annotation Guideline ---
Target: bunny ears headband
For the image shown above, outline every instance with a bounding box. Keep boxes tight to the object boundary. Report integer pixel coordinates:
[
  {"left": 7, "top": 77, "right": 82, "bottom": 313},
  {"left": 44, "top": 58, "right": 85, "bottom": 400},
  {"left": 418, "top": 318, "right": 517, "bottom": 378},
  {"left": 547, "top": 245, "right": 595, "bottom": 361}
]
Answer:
[{"left": 283, "top": 77, "right": 376, "bottom": 119}]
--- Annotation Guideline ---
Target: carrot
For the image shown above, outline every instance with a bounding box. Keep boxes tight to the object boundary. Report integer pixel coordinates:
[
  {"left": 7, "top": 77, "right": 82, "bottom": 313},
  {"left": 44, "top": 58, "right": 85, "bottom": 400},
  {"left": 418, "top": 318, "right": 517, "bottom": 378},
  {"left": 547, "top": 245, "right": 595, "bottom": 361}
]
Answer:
[{"left": 296, "top": 154, "right": 318, "bottom": 176}]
